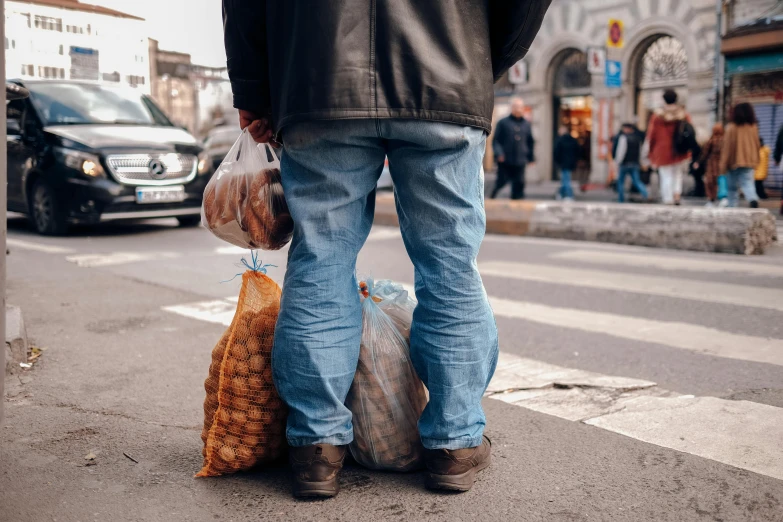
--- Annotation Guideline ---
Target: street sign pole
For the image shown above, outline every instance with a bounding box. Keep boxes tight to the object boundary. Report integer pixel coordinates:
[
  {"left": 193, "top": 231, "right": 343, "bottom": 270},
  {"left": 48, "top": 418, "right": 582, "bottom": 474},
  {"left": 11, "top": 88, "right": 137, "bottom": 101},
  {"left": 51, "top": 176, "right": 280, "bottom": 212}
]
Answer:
[{"left": 1, "top": 0, "right": 8, "bottom": 426}]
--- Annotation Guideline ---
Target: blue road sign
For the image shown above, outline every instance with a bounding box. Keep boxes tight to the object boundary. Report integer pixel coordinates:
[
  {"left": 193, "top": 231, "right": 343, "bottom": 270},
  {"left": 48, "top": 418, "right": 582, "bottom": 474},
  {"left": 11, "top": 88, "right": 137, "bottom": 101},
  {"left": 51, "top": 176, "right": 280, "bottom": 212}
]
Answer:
[{"left": 605, "top": 60, "right": 622, "bottom": 88}]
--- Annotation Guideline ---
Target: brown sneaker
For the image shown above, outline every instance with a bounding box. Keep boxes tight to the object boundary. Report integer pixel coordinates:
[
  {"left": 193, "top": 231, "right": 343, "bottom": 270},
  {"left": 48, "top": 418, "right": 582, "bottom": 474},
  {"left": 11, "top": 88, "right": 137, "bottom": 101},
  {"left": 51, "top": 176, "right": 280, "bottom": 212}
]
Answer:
[
  {"left": 289, "top": 444, "right": 347, "bottom": 498},
  {"left": 424, "top": 436, "right": 491, "bottom": 492}
]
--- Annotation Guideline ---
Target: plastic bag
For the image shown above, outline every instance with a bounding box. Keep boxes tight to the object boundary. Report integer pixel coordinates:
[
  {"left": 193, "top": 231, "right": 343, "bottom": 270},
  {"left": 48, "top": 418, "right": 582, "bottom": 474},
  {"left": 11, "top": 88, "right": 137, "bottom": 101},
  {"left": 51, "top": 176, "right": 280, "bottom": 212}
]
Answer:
[
  {"left": 202, "top": 129, "right": 293, "bottom": 250},
  {"left": 346, "top": 279, "right": 427, "bottom": 471},
  {"left": 197, "top": 262, "right": 287, "bottom": 477}
]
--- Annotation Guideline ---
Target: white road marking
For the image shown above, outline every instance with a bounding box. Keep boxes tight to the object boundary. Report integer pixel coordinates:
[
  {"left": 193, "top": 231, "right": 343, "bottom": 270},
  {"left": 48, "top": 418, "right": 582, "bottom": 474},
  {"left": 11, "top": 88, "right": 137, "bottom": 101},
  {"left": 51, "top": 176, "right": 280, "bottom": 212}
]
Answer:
[
  {"left": 162, "top": 299, "right": 236, "bottom": 326},
  {"left": 481, "top": 261, "right": 783, "bottom": 312},
  {"left": 584, "top": 395, "right": 783, "bottom": 481},
  {"left": 66, "top": 251, "right": 182, "bottom": 268},
  {"left": 399, "top": 283, "right": 783, "bottom": 367},
  {"left": 365, "top": 227, "right": 402, "bottom": 242},
  {"left": 551, "top": 249, "right": 783, "bottom": 278},
  {"left": 489, "top": 294, "right": 783, "bottom": 367},
  {"left": 7, "top": 238, "right": 74, "bottom": 254},
  {"left": 160, "top": 296, "right": 783, "bottom": 481},
  {"left": 489, "top": 352, "right": 783, "bottom": 481},
  {"left": 215, "top": 246, "right": 249, "bottom": 255}
]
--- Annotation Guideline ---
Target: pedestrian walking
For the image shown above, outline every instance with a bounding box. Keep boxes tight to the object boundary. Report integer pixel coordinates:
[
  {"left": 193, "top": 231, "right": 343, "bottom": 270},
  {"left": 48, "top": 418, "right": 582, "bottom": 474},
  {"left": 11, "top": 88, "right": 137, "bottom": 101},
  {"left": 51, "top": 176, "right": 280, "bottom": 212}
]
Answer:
[
  {"left": 698, "top": 123, "right": 724, "bottom": 207},
  {"left": 553, "top": 126, "right": 578, "bottom": 201},
  {"left": 719, "top": 103, "right": 761, "bottom": 208},
  {"left": 614, "top": 123, "right": 649, "bottom": 203},
  {"left": 222, "top": 0, "right": 551, "bottom": 498},
  {"left": 755, "top": 138, "right": 770, "bottom": 200},
  {"left": 491, "top": 97, "right": 535, "bottom": 200},
  {"left": 646, "top": 89, "right": 694, "bottom": 205}
]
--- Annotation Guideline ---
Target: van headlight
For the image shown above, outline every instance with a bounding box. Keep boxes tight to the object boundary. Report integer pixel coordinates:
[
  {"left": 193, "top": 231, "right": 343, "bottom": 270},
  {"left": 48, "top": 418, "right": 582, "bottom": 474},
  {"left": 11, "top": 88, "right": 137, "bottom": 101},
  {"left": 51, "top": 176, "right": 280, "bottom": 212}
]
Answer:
[
  {"left": 56, "top": 148, "right": 106, "bottom": 178},
  {"left": 197, "top": 151, "right": 210, "bottom": 175}
]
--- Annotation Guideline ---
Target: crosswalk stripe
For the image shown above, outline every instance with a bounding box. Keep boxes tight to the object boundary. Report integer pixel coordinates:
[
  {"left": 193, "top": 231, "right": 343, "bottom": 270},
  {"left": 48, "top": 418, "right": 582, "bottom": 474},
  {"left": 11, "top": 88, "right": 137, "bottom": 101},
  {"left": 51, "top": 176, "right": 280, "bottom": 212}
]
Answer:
[
  {"left": 159, "top": 295, "right": 783, "bottom": 481},
  {"left": 7, "top": 237, "right": 73, "bottom": 254},
  {"left": 492, "top": 352, "right": 783, "bottom": 481},
  {"left": 488, "top": 294, "right": 783, "bottom": 367},
  {"left": 481, "top": 261, "right": 783, "bottom": 312},
  {"left": 66, "top": 251, "right": 182, "bottom": 268},
  {"left": 550, "top": 249, "right": 783, "bottom": 278},
  {"left": 395, "top": 283, "right": 783, "bottom": 367}
]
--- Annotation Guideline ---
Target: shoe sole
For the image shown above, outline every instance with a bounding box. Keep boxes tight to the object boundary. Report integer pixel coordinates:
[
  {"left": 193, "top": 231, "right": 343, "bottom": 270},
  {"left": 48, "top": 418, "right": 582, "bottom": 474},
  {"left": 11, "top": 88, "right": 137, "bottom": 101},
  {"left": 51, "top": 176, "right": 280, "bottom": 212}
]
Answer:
[
  {"left": 425, "top": 454, "right": 492, "bottom": 492},
  {"left": 293, "top": 478, "right": 339, "bottom": 499}
]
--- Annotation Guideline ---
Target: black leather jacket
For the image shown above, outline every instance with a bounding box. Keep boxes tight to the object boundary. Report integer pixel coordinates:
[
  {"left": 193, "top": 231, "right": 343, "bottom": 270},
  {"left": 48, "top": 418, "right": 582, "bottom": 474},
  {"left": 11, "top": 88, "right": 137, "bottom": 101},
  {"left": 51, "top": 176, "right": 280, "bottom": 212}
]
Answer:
[{"left": 223, "top": 0, "right": 551, "bottom": 135}]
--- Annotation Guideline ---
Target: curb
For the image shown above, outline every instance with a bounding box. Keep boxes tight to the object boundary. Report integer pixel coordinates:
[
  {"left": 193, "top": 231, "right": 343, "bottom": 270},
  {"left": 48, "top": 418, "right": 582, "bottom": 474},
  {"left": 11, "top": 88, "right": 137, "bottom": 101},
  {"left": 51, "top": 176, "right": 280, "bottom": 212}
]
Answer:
[
  {"left": 374, "top": 194, "right": 778, "bottom": 255},
  {"left": 5, "top": 305, "right": 29, "bottom": 375}
]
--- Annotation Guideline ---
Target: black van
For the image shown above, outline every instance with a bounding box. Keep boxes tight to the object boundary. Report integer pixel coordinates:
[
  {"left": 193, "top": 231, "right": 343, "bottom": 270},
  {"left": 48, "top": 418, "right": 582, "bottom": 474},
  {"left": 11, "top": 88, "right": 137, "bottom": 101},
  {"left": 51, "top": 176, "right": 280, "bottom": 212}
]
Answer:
[{"left": 6, "top": 80, "right": 212, "bottom": 235}]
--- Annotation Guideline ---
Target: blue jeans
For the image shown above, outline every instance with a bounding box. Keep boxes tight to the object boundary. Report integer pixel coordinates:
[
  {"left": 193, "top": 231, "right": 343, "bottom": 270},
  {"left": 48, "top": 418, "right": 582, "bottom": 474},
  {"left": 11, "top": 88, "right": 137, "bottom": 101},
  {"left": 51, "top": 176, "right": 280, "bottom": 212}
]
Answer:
[
  {"left": 727, "top": 167, "right": 758, "bottom": 207},
  {"left": 559, "top": 169, "right": 574, "bottom": 199},
  {"left": 273, "top": 119, "right": 499, "bottom": 450},
  {"left": 617, "top": 164, "right": 648, "bottom": 203}
]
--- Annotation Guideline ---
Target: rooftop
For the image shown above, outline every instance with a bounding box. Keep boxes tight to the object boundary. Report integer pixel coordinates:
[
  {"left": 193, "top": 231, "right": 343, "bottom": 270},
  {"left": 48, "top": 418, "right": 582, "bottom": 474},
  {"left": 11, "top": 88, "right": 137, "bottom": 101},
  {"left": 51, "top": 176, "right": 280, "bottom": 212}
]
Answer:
[{"left": 9, "top": 0, "right": 145, "bottom": 21}]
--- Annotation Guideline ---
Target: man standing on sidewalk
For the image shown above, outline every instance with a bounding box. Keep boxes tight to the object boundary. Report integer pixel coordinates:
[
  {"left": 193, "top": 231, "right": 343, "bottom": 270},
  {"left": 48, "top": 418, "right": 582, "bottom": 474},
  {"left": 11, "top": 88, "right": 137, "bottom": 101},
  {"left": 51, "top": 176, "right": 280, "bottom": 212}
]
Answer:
[
  {"left": 491, "top": 97, "right": 535, "bottom": 200},
  {"left": 614, "top": 123, "right": 649, "bottom": 203},
  {"left": 223, "top": 0, "right": 551, "bottom": 498},
  {"left": 553, "top": 126, "right": 578, "bottom": 201},
  {"left": 646, "top": 89, "right": 692, "bottom": 205}
]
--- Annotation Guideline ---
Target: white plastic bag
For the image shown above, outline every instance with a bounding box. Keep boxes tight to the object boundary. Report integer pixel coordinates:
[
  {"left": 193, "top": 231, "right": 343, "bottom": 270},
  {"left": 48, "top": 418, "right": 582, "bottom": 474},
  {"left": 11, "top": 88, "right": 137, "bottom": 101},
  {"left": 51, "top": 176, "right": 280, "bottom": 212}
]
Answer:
[
  {"left": 202, "top": 129, "right": 293, "bottom": 250},
  {"left": 347, "top": 279, "right": 427, "bottom": 471}
]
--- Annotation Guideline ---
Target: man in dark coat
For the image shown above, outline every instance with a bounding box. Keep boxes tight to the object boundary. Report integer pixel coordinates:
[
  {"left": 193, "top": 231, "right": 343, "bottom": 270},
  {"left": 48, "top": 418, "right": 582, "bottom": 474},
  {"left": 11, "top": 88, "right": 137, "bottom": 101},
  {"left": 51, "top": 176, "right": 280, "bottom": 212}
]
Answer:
[
  {"left": 553, "top": 126, "right": 579, "bottom": 200},
  {"left": 222, "top": 0, "right": 551, "bottom": 497},
  {"left": 491, "top": 97, "right": 535, "bottom": 199}
]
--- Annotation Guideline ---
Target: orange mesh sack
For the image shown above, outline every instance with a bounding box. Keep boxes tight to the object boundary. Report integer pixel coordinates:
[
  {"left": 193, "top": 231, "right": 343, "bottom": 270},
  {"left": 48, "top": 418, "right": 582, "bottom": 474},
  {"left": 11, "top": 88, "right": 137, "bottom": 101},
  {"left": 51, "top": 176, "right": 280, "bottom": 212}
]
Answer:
[
  {"left": 201, "top": 129, "right": 293, "bottom": 250},
  {"left": 347, "top": 279, "right": 427, "bottom": 471},
  {"left": 197, "top": 267, "right": 287, "bottom": 477}
]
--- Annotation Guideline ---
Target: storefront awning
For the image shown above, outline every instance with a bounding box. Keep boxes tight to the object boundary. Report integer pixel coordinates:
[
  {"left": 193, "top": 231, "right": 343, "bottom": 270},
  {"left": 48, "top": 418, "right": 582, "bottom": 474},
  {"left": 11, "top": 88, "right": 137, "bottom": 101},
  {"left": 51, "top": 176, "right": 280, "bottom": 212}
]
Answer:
[{"left": 726, "top": 52, "right": 783, "bottom": 76}]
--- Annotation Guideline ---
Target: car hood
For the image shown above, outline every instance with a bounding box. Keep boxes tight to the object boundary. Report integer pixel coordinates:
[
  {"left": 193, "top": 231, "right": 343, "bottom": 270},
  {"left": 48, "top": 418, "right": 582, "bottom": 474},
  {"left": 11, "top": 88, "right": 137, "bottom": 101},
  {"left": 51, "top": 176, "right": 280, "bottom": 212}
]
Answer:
[{"left": 44, "top": 125, "right": 199, "bottom": 151}]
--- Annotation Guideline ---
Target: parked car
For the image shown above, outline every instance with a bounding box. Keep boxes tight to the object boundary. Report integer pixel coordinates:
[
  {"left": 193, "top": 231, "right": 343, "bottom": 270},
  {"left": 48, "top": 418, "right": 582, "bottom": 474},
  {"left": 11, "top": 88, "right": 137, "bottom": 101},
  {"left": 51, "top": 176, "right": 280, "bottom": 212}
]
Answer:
[
  {"left": 203, "top": 124, "right": 241, "bottom": 171},
  {"left": 6, "top": 80, "right": 212, "bottom": 235}
]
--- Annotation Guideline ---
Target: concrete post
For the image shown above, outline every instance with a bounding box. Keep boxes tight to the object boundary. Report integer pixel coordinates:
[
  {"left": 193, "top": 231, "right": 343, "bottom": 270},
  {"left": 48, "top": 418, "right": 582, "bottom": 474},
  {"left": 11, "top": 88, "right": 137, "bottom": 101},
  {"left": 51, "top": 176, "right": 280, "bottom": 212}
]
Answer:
[{"left": 1, "top": 0, "right": 7, "bottom": 426}]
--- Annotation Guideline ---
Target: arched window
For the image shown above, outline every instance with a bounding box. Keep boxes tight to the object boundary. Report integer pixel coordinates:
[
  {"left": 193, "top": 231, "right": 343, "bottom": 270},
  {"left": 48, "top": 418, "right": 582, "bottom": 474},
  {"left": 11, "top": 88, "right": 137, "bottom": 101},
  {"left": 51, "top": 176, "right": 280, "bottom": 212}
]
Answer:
[{"left": 637, "top": 36, "right": 688, "bottom": 90}]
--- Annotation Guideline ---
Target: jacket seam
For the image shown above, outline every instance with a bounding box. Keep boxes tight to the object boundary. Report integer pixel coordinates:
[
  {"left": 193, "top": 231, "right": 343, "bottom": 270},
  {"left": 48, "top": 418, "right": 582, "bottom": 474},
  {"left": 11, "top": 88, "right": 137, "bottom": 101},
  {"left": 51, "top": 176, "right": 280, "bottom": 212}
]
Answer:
[{"left": 276, "top": 111, "right": 491, "bottom": 133}]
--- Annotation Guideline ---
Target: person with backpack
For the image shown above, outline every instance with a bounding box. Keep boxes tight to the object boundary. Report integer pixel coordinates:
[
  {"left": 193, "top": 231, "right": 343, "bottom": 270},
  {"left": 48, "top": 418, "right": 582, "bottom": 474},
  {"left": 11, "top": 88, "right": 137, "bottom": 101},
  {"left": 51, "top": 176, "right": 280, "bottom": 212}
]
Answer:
[
  {"left": 614, "top": 122, "right": 649, "bottom": 203},
  {"left": 697, "top": 123, "right": 724, "bottom": 207},
  {"left": 223, "top": 0, "right": 551, "bottom": 497},
  {"left": 553, "top": 125, "right": 579, "bottom": 201},
  {"left": 646, "top": 89, "right": 694, "bottom": 205},
  {"left": 720, "top": 103, "right": 761, "bottom": 208}
]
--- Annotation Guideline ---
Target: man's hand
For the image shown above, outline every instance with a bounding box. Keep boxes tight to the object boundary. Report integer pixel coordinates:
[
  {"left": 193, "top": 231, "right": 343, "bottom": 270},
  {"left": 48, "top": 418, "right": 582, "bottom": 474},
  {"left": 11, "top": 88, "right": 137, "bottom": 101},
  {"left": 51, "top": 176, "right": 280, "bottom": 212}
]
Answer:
[{"left": 238, "top": 109, "right": 274, "bottom": 144}]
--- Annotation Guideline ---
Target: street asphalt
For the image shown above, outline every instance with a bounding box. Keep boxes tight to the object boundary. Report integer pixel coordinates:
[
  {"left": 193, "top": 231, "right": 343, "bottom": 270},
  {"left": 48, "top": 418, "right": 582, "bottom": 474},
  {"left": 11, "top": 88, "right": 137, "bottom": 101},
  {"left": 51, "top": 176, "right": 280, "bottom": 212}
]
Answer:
[{"left": 1, "top": 214, "right": 782, "bottom": 522}]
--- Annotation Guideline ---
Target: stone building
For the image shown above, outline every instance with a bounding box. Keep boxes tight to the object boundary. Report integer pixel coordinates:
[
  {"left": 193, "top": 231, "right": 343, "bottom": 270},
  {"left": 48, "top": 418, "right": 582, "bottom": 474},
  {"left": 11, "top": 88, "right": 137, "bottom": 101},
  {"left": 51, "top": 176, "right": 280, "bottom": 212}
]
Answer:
[
  {"left": 149, "top": 39, "right": 231, "bottom": 137},
  {"left": 496, "top": 0, "right": 720, "bottom": 184}
]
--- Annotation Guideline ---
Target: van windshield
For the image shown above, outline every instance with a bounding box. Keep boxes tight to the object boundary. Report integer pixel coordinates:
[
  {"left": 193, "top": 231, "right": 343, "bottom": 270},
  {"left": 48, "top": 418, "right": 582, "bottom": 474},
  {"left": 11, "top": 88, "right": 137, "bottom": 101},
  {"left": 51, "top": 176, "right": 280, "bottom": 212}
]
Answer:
[{"left": 28, "top": 83, "right": 173, "bottom": 127}]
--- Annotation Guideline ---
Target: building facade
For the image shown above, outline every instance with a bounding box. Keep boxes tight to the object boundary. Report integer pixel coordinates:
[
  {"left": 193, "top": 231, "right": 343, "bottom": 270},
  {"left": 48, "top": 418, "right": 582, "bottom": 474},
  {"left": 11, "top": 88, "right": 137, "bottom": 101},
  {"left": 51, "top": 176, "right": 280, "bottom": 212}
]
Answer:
[
  {"left": 497, "top": 0, "right": 720, "bottom": 184},
  {"left": 720, "top": 0, "right": 783, "bottom": 194},
  {"left": 5, "top": 0, "right": 149, "bottom": 92},
  {"left": 149, "top": 38, "right": 232, "bottom": 136}
]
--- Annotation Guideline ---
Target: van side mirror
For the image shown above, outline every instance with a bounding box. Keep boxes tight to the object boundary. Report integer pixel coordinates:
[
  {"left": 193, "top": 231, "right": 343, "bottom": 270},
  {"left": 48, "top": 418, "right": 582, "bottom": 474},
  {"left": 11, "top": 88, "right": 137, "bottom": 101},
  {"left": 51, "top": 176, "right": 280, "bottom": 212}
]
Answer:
[{"left": 7, "top": 119, "right": 22, "bottom": 136}]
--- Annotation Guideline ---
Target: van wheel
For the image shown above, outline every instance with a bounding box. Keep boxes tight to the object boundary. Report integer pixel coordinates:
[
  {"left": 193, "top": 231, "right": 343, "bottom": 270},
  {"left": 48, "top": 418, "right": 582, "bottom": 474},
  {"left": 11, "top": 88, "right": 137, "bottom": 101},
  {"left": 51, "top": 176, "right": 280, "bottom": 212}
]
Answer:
[
  {"left": 177, "top": 215, "right": 202, "bottom": 227},
  {"left": 30, "top": 180, "right": 68, "bottom": 236}
]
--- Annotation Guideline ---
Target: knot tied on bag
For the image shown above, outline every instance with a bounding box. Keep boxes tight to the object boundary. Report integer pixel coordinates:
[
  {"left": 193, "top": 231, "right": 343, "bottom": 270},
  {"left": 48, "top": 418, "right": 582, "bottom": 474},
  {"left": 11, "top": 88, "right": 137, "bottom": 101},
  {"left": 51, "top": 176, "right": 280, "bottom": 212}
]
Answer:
[{"left": 221, "top": 251, "right": 277, "bottom": 283}]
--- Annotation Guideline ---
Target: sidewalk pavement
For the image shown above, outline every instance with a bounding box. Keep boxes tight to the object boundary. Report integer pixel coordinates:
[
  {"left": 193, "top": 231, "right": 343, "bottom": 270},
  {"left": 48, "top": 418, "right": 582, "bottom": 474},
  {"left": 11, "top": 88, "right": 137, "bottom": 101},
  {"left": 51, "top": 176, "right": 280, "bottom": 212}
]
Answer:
[
  {"left": 2, "top": 233, "right": 782, "bottom": 521},
  {"left": 490, "top": 177, "right": 782, "bottom": 216}
]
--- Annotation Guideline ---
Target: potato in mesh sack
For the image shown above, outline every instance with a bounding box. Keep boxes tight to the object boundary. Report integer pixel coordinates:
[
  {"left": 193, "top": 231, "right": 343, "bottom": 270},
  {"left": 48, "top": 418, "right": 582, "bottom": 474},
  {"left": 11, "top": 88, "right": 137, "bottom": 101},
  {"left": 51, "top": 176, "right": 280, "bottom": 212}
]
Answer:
[
  {"left": 347, "top": 279, "right": 427, "bottom": 471},
  {"left": 201, "top": 129, "right": 293, "bottom": 250},
  {"left": 197, "top": 261, "right": 287, "bottom": 477}
]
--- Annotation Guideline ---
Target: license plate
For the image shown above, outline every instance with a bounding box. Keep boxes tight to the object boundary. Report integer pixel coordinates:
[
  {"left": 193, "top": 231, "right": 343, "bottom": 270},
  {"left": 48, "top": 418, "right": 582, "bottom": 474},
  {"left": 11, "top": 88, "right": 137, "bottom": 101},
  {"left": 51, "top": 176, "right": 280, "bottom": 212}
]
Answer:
[{"left": 136, "top": 185, "right": 186, "bottom": 204}]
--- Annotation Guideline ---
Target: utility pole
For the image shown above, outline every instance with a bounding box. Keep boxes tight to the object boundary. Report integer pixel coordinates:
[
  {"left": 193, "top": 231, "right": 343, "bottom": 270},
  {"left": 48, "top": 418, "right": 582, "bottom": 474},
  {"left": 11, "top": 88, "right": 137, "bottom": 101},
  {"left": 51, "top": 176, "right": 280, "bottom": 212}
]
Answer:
[{"left": 1, "top": 0, "right": 7, "bottom": 426}]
